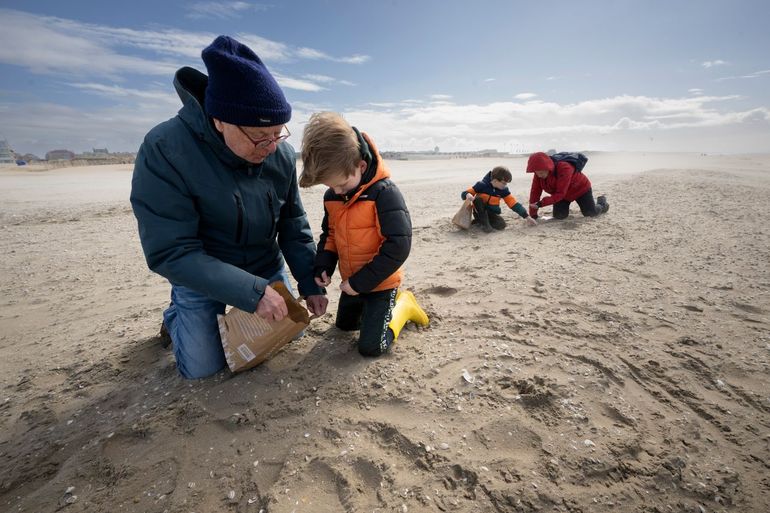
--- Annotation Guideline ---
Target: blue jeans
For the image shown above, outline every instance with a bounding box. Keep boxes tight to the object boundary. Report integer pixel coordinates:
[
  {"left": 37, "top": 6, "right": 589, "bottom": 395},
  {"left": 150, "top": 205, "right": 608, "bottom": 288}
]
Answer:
[{"left": 163, "top": 267, "right": 295, "bottom": 379}]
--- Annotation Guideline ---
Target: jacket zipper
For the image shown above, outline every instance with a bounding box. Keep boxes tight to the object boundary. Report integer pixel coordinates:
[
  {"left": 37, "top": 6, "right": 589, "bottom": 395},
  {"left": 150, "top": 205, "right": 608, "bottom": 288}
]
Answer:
[
  {"left": 234, "top": 193, "right": 244, "bottom": 243},
  {"left": 267, "top": 191, "right": 276, "bottom": 239}
]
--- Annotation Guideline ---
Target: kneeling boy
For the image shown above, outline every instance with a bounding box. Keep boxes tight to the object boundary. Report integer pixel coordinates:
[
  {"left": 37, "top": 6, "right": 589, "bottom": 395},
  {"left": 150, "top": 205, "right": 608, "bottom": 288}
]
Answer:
[
  {"left": 299, "top": 112, "right": 428, "bottom": 356},
  {"left": 462, "top": 166, "right": 535, "bottom": 232}
]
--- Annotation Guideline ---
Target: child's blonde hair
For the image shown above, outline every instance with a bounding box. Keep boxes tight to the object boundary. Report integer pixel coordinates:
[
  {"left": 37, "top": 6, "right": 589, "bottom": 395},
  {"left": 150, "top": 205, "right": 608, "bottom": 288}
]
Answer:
[{"left": 300, "top": 112, "right": 361, "bottom": 187}]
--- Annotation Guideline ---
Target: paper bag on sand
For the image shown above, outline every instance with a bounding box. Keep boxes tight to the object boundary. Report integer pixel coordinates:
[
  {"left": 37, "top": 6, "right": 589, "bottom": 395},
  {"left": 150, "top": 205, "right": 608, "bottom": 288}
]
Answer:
[
  {"left": 218, "top": 281, "right": 309, "bottom": 373},
  {"left": 452, "top": 202, "right": 473, "bottom": 230}
]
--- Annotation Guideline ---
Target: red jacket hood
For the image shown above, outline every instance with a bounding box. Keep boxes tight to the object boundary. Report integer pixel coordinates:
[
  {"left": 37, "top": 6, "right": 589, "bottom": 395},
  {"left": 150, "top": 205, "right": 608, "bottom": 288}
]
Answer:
[{"left": 526, "top": 152, "right": 554, "bottom": 173}]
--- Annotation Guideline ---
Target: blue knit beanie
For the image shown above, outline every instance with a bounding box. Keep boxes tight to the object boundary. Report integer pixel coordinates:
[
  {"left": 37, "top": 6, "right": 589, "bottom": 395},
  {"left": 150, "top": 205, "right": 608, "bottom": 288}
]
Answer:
[{"left": 202, "top": 35, "right": 291, "bottom": 127}]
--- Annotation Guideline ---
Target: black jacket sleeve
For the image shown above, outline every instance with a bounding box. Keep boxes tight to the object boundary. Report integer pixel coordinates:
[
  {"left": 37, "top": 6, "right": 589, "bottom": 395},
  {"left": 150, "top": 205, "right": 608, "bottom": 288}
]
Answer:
[{"left": 314, "top": 199, "right": 338, "bottom": 279}]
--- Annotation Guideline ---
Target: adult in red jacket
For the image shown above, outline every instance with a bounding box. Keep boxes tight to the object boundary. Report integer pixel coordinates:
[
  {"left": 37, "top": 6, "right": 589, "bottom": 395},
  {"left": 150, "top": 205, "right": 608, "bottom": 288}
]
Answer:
[{"left": 526, "top": 152, "right": 609, "bottom": 220}]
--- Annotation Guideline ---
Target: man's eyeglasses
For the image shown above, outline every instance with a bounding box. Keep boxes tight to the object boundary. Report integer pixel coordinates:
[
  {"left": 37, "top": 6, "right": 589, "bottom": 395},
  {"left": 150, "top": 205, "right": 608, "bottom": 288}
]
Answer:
[{"left": 237, "top": 125, "right": 290, "bottom": 149}]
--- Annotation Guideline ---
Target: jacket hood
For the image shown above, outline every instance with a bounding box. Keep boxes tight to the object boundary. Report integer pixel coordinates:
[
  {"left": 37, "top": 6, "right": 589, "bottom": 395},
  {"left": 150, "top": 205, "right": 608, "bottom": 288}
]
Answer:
[
  {"left": 173, "top": 66, "right": 251, "bottom": 169},
  {"left": 526, "top": 152, "right": 554, "bottom": 173},
  {"left": 343, "top": 132, "right": 390, "bottom": 204},
  {"left": 482, "top": 171, "right": 493, "bottom": 184}
]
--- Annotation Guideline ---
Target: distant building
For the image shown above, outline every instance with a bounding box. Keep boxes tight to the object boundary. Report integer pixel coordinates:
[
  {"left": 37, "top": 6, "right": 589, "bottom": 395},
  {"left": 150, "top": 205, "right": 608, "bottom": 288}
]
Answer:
[
  {"left": 45, "top": 149, "right": 75, "bottom": 161},
  {"left": 380, "top": 148, "right": 514, "bottom": 161},
  {"left": 92, "top": 148, "right": 109, "bottom": 154},
  {"left": 0, "top": 139, "right": 15, "bottom": 164},
  {"left": 21, "top": 153, "right": 41, "bottom": 162}
]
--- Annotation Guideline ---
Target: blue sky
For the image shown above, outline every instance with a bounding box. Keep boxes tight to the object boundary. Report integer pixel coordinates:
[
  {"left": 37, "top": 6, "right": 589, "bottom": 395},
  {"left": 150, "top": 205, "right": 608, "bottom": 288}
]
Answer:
[{"left": 1, "top": 0, "right": 769, "bottom": 156}]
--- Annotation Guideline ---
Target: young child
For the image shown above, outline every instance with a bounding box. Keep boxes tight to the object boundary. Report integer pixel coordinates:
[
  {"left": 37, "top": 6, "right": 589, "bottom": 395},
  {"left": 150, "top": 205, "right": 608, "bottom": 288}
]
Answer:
[
  {"left": 461, "top": 166, "right": 536, "bottom": 232},
  {"left": 526, "top": 152, "right": 609, "bottom": 220},
  {"left": 299, "top": 112, "right": 429, "bottom": 356}
]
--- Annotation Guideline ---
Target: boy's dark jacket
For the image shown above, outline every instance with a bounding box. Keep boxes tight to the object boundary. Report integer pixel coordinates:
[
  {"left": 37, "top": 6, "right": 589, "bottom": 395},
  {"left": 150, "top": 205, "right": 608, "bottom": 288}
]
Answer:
[
  {"left": 461, "top": 172, "right": 528, "bottom": 218},
  {"left": 315, "top": 132, "right": 411, "bottom": 294},
  {"left": 130, "top": 66, "right": 322, "bottom": 313}
]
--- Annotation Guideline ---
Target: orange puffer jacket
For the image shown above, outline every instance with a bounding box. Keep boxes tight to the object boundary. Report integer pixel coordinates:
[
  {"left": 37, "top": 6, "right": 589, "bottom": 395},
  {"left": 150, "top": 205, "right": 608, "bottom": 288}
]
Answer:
[{"left": 315, "top": 133, "right": 412, "bottom": 294}]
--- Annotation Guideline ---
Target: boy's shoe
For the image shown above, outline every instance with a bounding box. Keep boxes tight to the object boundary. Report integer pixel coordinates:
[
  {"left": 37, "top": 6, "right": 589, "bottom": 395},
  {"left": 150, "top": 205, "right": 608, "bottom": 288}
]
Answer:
[
  {"left": 596, "top": 195, "right": 609, "bottom": 214},
  {"left": 159, "top": 322, "right": 172, "bottom": 349},
  {"left": 388, "top": 290, "right": 430, "bottom": 340},
  {"left": 472, "top": 197, "right": 494, "bottom": 232}
]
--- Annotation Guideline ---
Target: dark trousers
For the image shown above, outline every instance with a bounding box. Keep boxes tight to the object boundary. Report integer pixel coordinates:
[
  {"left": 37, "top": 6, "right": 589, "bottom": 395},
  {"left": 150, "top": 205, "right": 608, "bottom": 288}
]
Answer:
[
  {"left": 472, "top": 197, "right": 506, "bottom": 230},
  {"left": 335, "top": 288, "right": 397, "bottom": 356},
  {"left": 553, "top": 188, "right": 603, "bottom": 219}
]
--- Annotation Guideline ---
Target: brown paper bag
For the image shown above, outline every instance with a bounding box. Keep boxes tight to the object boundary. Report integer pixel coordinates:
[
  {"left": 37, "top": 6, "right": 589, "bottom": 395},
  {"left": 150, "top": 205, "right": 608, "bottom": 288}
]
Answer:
[
  {"left": 218, "top": 281, "right": 310, "bottom": 373},
  {"left": 452, "top": 202, "right": 473, "bottom": 229}
]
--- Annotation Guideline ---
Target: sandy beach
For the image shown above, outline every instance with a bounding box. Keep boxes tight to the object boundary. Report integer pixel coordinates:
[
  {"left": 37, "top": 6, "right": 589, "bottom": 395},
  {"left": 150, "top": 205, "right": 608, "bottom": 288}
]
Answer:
[{"left": 1, "top": 153, "right": 769, "bottom": 513}]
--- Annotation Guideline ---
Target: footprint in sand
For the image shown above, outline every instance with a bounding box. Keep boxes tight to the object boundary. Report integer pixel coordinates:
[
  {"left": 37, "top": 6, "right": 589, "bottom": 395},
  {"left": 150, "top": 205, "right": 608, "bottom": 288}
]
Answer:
[{"left": 424, "top": 285, "right": 458, "bottom": 297}]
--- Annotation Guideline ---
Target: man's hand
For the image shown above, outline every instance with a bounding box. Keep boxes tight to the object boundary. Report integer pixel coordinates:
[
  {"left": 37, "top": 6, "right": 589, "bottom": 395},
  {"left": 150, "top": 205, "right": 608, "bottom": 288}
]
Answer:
[
  {"left": 305, "top": 294, "right": 328, "bottom": 316},
  {"left": 525, "top": 216, "right": 537, "bottom": 226},
  {"left": 340, "top": 280, "right": 358, "bottom": 296},
  {"left": 465, "top": 194, "right": 475, "bottom": 205},
  {"left": 256, "top": 285, "right": 288, "bottom": 321},
  {"left": 314, "top": 270, "right": 331, "bottom": 287},
  {"left": 529, "top": 202, "right": 540, "bottom": 210}
]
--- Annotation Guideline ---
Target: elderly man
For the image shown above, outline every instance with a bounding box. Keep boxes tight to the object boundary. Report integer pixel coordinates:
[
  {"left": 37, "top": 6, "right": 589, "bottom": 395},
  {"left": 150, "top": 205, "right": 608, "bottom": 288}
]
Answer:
[{"left": 131, "top": 35, "right": 327, "bottom": 379}]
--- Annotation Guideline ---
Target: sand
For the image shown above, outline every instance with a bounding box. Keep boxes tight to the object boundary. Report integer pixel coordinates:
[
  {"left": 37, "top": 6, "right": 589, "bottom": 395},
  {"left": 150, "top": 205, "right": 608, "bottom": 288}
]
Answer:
[{"left": 0, "top": 153, "right": 769, "bottom": 513}]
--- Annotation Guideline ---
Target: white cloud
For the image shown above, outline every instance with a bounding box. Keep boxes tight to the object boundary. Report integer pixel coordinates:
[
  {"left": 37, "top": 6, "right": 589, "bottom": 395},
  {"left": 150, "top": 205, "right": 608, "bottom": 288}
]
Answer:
[
  {"left": 334, "top": 94, "right": 770, "bottom": 153},
  {"left": 7, "top": 91, "right": 770, "bottom": 156},
  {"left": 702, "top": 59, "right": 728, "bottom": 68},
  {"left": 296, "top": 47, "right": 370, "bottom": 64},
  {"left": 483, "top": 78, "right": 496, "bottom": 82},
  {"left": 515, "top": 93, "right": 538, "bottom": 100},
  {"left": 337, "top": 54, "right": 371, "bottom": 65},
  {"left": 186, "top": 1, "right": 269, "bottom": 20},
  {"left": 303, "top": 74, "right": 336, "bottom": 83},
  {"left": 66, "top": 83, "right": 179, "bottom": 107},
  {"left": 430, "top": 94, "right": 453, "bottom": 101},
  {"left": 1, "top": 99, "right": 178, "bottom": 156},
  {"left": 0, "top": 8, "right": 370, "bottom": 80},
  {"left": 0, "top": 9, "right": 183, "bottom": 77},
  {"left": 302, "top": 74, "right": 356, "bottom": 87},
  {"left": 688, "top": 88, "right": 704, "bottom": 95},
  {"left": 367, "top": 102, "right": 402, "bottom": 108},
  {"left": 272, "top": 74, "right": 326, "bottom": 92},
  {"left": 716, "top": 69, "right": 770, "bottom": 81}
]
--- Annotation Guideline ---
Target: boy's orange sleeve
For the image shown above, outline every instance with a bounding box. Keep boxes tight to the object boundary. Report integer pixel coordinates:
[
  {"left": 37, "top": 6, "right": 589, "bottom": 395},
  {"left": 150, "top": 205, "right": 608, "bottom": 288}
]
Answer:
[{"left": 461, "top": 186, "right": 477, "bottom": 200}]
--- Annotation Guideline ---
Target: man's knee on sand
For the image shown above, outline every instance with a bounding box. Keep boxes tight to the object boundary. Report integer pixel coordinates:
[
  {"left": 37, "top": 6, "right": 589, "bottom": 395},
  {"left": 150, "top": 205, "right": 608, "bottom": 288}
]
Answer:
[
  {"left": 169, "top": 323, "right": 227, "bottom": 379},
  {"left": 164, "top": 291, "right": 227, "bottom": 379}
]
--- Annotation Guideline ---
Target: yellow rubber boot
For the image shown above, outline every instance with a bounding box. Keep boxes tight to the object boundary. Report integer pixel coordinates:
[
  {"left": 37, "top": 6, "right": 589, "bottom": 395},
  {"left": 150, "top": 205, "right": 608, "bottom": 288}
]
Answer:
[{"left": 388, "top": 290, "right": 429, "bottom": 340}]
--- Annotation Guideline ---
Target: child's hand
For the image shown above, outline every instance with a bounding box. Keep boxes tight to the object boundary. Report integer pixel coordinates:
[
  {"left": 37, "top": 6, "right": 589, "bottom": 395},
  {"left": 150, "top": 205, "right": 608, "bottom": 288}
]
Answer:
[
  {"left": 525, "top": 216, "right": 537, "bottom": 226},
  {"left": 340, "top": 280, "right": 358, "bottom": 296},
  {"left": 465, "top": 195, "right": 475, "bottom": 205},
  {"left": 314, "top": 270, "right": 331, "bottom": 287},
  {"left": 305, "top": 294, "right": 329, "bottom": 316}
]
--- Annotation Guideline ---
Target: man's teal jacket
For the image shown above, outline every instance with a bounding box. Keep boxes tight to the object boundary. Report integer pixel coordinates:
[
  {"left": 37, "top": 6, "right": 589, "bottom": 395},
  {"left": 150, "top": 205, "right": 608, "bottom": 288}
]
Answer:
[{"left": 130, "top": 67, "right": 322, "bottom": 312}]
